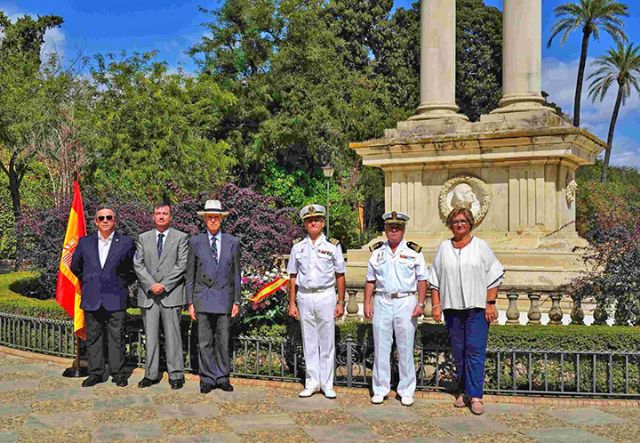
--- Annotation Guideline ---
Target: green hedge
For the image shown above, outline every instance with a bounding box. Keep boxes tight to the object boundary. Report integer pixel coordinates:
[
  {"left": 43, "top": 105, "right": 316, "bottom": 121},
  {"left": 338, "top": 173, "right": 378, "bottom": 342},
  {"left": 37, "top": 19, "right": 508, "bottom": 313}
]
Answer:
[
  {"left": 248, "top": 322, "right": 640, "bottom": 352},
  {"left": 0, "top": 272, "right": 67, "bottom": 320}
]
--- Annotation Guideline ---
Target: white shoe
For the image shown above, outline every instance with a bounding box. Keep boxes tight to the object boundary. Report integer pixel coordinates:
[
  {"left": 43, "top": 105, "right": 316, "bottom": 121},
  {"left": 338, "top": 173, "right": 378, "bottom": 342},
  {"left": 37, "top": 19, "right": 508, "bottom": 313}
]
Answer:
[
  {"left": 401, "top": 396, "right": 414, "bottom": 406},
  {"left": 371, "top": 394, "right": 385, "bottom": 404},
  {"left": 298, "top": 388, "right": 319, "bottom": 398},
  {"left": 323, "top": 388, "right": 337, "bottom": 399}
]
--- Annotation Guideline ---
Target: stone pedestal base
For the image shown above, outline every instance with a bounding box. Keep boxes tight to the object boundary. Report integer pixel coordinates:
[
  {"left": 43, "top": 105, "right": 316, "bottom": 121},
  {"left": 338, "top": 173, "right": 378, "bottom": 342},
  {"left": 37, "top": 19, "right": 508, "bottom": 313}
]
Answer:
[{"left": 349, "top": 108, "right": 605, "bottom": 291}]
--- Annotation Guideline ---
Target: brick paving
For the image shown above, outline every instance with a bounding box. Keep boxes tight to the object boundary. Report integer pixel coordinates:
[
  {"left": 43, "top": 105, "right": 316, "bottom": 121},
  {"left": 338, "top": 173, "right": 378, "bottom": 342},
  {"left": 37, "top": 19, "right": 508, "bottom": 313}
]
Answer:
[{"left": 0, "top": 347, "right": 638, "bottom": 443}]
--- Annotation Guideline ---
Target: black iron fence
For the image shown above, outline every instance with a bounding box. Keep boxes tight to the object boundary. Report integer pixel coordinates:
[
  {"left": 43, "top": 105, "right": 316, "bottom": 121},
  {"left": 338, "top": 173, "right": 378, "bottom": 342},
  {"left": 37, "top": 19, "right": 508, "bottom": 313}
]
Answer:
[{"left": 1, "top": 312, "right": 638, "bottom": 398}]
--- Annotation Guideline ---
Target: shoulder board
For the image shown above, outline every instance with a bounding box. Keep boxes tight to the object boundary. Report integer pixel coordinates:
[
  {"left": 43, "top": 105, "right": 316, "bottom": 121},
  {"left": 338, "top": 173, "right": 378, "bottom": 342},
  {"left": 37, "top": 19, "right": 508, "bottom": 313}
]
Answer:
[
  {"left": 329, "top": 238, "right": 340, "bottom": 246},
  {"left": 293, "top": 238, "right": 302, "bottom": 245},
  {"left": 407, "top": 241, "right": 422, "bottom": 253},
  {"left": 369, "top": 241, "right": 384, "bottom": 252}
]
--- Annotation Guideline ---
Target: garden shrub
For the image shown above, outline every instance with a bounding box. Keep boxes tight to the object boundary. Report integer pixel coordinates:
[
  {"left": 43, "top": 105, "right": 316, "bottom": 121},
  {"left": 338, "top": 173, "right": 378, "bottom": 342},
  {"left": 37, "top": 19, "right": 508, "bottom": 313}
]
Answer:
[
  {"left": 20, "top": 183, "right": 302, "bottom": 299},
  {"left": 0, "top": 272, "right": 65, "bottom": 319}
]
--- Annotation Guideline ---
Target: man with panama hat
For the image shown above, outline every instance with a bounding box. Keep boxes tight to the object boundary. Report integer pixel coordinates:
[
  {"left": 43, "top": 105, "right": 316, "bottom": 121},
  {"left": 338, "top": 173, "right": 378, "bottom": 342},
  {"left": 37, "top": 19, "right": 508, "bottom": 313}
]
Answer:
[
  {"left": 364, "top": 210, "right": 428, "bottom": 406},
  {"left": 186, "top": 199, "right": 241, "bottom": 393},
  {"left": 287, "top": 204, "right": 346, "bottom": 399}
]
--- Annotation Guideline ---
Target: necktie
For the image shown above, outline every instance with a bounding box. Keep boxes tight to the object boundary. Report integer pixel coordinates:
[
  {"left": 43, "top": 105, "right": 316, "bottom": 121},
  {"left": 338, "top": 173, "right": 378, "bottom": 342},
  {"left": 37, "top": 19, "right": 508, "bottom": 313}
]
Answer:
[
  {"left": 157, "top": 233, "right": 164, "bottom": 258},
  {"left": 211, "top": 236, "right": 218, "bottom": 265}
]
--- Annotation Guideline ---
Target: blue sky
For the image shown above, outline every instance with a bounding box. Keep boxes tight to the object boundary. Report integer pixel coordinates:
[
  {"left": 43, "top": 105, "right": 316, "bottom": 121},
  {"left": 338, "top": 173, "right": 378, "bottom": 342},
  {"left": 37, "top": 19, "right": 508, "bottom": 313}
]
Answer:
[{"left": 1, "top": 0, "right": 639, "bottom": 168}]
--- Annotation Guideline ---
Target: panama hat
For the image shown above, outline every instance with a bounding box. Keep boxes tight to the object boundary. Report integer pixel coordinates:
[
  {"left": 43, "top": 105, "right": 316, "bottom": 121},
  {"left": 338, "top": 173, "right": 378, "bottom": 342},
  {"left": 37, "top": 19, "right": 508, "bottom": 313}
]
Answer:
[{"left": 196, "top": 200, "right": 230, "bottom": 216}]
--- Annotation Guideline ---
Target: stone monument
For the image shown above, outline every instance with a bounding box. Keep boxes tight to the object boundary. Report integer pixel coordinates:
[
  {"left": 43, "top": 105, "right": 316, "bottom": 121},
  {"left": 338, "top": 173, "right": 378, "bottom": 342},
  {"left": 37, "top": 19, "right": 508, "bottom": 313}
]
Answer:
[{"left": 347, "top": 0, "right": 605, "bottom": 290}]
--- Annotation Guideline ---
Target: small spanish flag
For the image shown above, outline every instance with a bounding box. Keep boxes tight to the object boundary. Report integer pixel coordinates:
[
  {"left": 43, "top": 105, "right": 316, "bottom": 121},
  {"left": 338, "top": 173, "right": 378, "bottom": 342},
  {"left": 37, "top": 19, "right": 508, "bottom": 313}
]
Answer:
[
  {"left": 55, "top": 181, "right": 86, "bottom": 339},
  {"left": 248, "top": 277, "right": 289, "bottom": 303}
]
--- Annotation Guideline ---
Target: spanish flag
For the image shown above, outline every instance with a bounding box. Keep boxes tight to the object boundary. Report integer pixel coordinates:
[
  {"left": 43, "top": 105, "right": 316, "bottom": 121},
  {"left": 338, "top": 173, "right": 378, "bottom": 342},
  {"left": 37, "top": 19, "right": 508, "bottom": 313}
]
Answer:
[
  {"left": 55, "top": 181, "right": 86, "bottom": 339},
  {"left": 248, "top": 277, "right": 289, "bottom": 303}
]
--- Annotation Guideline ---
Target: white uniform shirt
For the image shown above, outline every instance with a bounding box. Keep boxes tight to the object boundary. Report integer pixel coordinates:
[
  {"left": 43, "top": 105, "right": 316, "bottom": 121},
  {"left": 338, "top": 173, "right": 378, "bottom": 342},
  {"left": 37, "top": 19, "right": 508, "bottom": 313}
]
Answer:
[
  {"left": 428, "top": 237, "right": 505, "bottom": 310},
  {"left": 366, "top": 240, "right": 429, "bottom": 293},
  {"left": 287, "top": 234, "right": 346, "bottom": 290},
  {"left": 98, "top": 231, "right": 114, "bottom": 269}
]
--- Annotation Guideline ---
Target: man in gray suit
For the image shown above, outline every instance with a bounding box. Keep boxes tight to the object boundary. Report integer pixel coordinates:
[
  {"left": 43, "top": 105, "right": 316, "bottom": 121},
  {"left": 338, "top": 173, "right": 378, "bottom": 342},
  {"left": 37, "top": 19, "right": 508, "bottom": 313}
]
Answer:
[
  {"left": 134, "top": 203, "right": 189, "bottom": 390},
  {"left": 186, "top": 199, "right": 241, "bottom": 394}
]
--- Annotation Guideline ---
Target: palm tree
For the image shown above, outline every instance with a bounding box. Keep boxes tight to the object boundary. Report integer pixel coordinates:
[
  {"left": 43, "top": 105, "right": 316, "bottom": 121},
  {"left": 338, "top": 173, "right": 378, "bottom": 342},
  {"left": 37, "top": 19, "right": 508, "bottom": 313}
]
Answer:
[
  {"left": 587, "top": 43, "right": 640, "bottom": 183},
  {"left": 547, "top": 0, "right": 628, "bottom": 127}
]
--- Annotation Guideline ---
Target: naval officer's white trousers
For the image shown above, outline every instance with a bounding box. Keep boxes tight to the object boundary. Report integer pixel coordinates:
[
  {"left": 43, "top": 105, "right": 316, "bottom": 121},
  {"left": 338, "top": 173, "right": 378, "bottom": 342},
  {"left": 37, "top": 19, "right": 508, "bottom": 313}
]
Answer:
[
  {"left": 297, "top": 287, "right": 336, "bottom": 391},
  {"left": 372, "top": 295, "right": 417, "bottom": 398}
]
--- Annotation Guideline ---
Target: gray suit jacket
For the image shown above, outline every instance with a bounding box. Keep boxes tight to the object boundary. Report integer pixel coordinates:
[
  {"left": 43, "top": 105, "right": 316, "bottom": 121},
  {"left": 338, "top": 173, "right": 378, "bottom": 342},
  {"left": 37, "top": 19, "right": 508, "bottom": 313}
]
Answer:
[
  {"left": 134, "top": 228, "right": 189, "bottom": 308},
  {"left": 185, "top": 232, "right": 241, "bottom": 314}
]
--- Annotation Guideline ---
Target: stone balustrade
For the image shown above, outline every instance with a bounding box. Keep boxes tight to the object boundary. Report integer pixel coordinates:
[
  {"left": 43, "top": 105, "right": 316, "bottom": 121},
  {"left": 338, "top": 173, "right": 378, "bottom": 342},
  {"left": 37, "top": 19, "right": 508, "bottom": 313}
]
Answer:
[{"left": 338, "top": 285, "right": 602, "bottom": 326}]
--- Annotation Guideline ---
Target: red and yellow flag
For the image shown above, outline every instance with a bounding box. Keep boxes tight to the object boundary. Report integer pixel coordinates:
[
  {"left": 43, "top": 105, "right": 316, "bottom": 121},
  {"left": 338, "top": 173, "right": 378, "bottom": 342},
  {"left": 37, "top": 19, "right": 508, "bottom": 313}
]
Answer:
[
  {"left": 55, "top": 181, "right": 86, "bottom": 339},
  {"left": 248, "top": 277, "right": 289, "bottom": 303}
]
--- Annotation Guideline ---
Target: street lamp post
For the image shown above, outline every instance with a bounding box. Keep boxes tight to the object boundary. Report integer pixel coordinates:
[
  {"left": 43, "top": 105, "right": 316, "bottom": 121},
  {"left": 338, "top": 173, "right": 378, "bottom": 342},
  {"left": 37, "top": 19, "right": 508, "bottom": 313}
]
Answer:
[{"left": 321, "top": 164, "right": 335, "bottom": 238}]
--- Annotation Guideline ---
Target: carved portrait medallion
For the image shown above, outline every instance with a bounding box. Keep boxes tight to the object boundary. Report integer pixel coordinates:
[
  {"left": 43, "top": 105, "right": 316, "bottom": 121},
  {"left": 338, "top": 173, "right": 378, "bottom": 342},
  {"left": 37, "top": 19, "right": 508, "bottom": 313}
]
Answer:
[{"left": 438, "top": 176, "right": 491, "bottom": 225}]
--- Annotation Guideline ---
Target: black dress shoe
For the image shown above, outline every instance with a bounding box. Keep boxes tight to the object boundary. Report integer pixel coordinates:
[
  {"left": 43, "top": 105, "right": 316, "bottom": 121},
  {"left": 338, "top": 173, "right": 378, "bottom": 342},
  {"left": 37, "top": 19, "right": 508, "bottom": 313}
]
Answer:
[
  {"left": 170, "top": 378, "right": 184, "bottom": 390},
  {"left": 138, "top": 377, "right": 161, "bottom": 388},
  {"left": 200, "top": 383, "right": 215, "bottom": 394},
  {"left": 112, "top": 376, "right": 128, "bottom": 387},
  {"left": 218, "top": 381, "right": 234, "bottom": 392},
  {"left": 81, "top": 375, "right": 104, "bottom": 388}
]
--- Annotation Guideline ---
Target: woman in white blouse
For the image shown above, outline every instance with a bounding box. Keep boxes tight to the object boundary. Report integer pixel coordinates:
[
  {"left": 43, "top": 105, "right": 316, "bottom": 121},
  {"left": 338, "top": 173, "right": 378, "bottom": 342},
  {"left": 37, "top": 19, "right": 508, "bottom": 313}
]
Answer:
[{"left": 428, "top": 207, "right": 504, "bottom": 415}]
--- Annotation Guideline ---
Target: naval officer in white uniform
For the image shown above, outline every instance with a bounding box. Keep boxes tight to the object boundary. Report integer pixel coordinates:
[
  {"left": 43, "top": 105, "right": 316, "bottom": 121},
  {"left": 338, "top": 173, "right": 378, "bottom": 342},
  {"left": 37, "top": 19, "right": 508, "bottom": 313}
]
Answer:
[
  {"left": 364, "top": 211, "right": 428, "bottom": 406},
  {"left": 287, "top": 204, "right": 346, "bottom": 399}
]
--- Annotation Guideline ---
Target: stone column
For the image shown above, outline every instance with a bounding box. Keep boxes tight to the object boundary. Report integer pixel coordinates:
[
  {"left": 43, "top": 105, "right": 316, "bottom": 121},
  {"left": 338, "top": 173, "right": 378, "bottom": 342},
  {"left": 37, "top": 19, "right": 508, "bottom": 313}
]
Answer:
[
  {"left": 492, "top": 0, "right": 546, "bottom": 113},
  {"left": 410, "top": 0, "right": 467, "bottom": 120}
]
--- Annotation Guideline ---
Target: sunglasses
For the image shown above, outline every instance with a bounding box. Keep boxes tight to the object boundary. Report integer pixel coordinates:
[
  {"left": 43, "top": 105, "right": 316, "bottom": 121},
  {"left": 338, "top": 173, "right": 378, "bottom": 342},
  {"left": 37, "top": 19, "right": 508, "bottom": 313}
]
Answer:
[
  {"left": 97, "top": 215, "right": 114, "bottom": 221},
  {"left": 450, "top": 220, "right": 469, "bottom": 226}
]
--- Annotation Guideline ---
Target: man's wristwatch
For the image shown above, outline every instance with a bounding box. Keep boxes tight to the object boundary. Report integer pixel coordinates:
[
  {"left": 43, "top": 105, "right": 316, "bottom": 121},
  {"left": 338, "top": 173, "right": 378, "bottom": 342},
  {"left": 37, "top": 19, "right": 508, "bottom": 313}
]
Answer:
[
  {"left": 337, "top": 300, "right": 346, "bottom": 306},
  {"left": 486, "top": 300, "right": 496, "bottom": 305},
  {"left": 417, "top": 302, "right": 425, "bottom": 308}
]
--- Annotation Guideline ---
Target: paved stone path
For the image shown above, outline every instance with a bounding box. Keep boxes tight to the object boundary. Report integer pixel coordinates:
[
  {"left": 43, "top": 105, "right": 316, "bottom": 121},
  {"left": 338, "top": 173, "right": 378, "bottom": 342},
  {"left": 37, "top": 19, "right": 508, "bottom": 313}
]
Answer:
[{"left": 0, "top": 349, "right": 638, "bottom": 443}]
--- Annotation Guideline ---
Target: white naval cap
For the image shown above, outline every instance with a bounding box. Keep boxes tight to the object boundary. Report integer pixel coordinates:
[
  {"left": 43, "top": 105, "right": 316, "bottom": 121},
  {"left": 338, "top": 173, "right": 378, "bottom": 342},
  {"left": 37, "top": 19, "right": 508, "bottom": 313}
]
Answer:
[
  {"left": 299, "top": 204, "right": 326, "bottom": 220},
  {"left": 382, "top": 210, "right": 409, "bottom": 225}
]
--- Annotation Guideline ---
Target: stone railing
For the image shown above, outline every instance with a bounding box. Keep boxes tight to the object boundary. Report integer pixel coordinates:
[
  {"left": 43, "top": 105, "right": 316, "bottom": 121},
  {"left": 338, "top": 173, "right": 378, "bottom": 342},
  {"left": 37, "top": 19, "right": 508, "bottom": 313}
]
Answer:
[{"left": 342, "top": 285, "right": 603, "bottom": 326}]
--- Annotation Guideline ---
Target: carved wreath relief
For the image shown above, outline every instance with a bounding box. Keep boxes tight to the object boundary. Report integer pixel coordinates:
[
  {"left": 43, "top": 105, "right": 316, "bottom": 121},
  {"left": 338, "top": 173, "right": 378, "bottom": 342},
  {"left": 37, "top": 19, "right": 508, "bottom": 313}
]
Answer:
[{"left": 438, "top": 175, "right": 491, "bottom": 225}]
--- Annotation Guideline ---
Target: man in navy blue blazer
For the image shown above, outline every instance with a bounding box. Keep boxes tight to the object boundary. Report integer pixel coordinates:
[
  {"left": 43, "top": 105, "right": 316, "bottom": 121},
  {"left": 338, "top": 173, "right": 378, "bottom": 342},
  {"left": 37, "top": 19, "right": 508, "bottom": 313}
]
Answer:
[
  {"left": 186, "top": 200, "right": 241, "bottom": 394},
  {"left": 70, "top": 207, "right": 136, "bottom": 387}
]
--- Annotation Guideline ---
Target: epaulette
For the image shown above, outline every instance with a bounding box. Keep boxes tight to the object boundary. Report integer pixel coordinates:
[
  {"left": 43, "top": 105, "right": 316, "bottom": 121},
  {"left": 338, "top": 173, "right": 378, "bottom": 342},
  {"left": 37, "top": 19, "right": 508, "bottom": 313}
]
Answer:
[
  {"left": 369, "top": 241, "right": 384, "bottom": 252},
  {"left": 329, "top": 238, "right": 340, "bottom": 246},
  {"left": 293, "top": 238, "right": 301, "bottom": 245},
  {"left": 407, "top": 241, "right": 422, "bottom": 253}
]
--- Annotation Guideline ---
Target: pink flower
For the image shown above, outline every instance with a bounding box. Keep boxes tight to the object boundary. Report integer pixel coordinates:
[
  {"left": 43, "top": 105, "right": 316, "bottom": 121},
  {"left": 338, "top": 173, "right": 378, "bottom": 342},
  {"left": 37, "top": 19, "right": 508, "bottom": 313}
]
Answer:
[{"left": 251, "top": 303, "right": 259, "bottom": 311}]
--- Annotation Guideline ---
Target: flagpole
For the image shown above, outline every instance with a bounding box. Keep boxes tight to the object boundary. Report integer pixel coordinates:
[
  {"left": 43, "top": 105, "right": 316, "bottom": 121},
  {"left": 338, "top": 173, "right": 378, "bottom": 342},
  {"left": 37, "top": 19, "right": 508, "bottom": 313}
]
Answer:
[
  {"left": 62, "top": 336, "right": 87, "bottom": 377},
  {"left": 59, "top": 175, "right": 88, "bottom": 377}
]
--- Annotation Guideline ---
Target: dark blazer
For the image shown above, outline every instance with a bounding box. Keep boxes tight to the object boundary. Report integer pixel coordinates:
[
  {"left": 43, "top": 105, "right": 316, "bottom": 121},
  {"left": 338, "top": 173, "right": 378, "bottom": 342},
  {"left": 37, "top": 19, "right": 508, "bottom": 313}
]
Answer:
[
  {"left": 70, "top": 231, "right": 136, "bottom": 312},
  {"left": 185, "top": 232, "right": 241, "bottom": 314}
]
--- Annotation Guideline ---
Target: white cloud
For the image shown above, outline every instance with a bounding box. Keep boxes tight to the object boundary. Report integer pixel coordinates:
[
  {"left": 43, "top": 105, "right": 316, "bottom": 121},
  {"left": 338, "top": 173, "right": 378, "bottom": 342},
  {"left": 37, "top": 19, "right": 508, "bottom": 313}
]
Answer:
[
  {"left": 42, "top": 26, "right": 66, "bottom": 59},
  {"left": 609, "top": 134, "right": 640, "bottom": 169},
  {"left": 542, "top": 56, "right": 640, "bottom": 168}
]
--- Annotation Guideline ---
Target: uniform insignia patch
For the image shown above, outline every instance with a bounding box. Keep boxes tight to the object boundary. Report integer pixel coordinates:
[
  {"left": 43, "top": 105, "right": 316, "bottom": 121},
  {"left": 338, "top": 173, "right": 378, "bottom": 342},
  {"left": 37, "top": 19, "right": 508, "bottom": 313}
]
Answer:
[
  {"left": 369, "top": 241, "right": 384, "bottom": 252},
  {"left": 407, "top": 241, "right": 422, "bottom": 253},
  {"left": 293, "top": 238, "right": 301, "bottom": 245},
  {"left": 330, "top": 238, "right": 340, "bottom": 246}
]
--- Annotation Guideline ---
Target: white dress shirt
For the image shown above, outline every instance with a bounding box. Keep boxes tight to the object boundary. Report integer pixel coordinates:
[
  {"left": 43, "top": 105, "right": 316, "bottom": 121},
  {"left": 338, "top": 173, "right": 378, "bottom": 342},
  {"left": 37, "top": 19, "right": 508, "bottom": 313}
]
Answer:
[
  {"left": 287, "top": 234, "right": 346, "bottom": 290},
  {"left": 366, "top": 240, "right": 429, "bottom": 293},
  {"left": 207, "top": 230, "right": 222, "bottom": 262},
  {"left": 428, "top": 237, "right": 505, "bottom": 310},
  {"left": 98, "top": 231, "right": 115, "bottom": 269}
]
